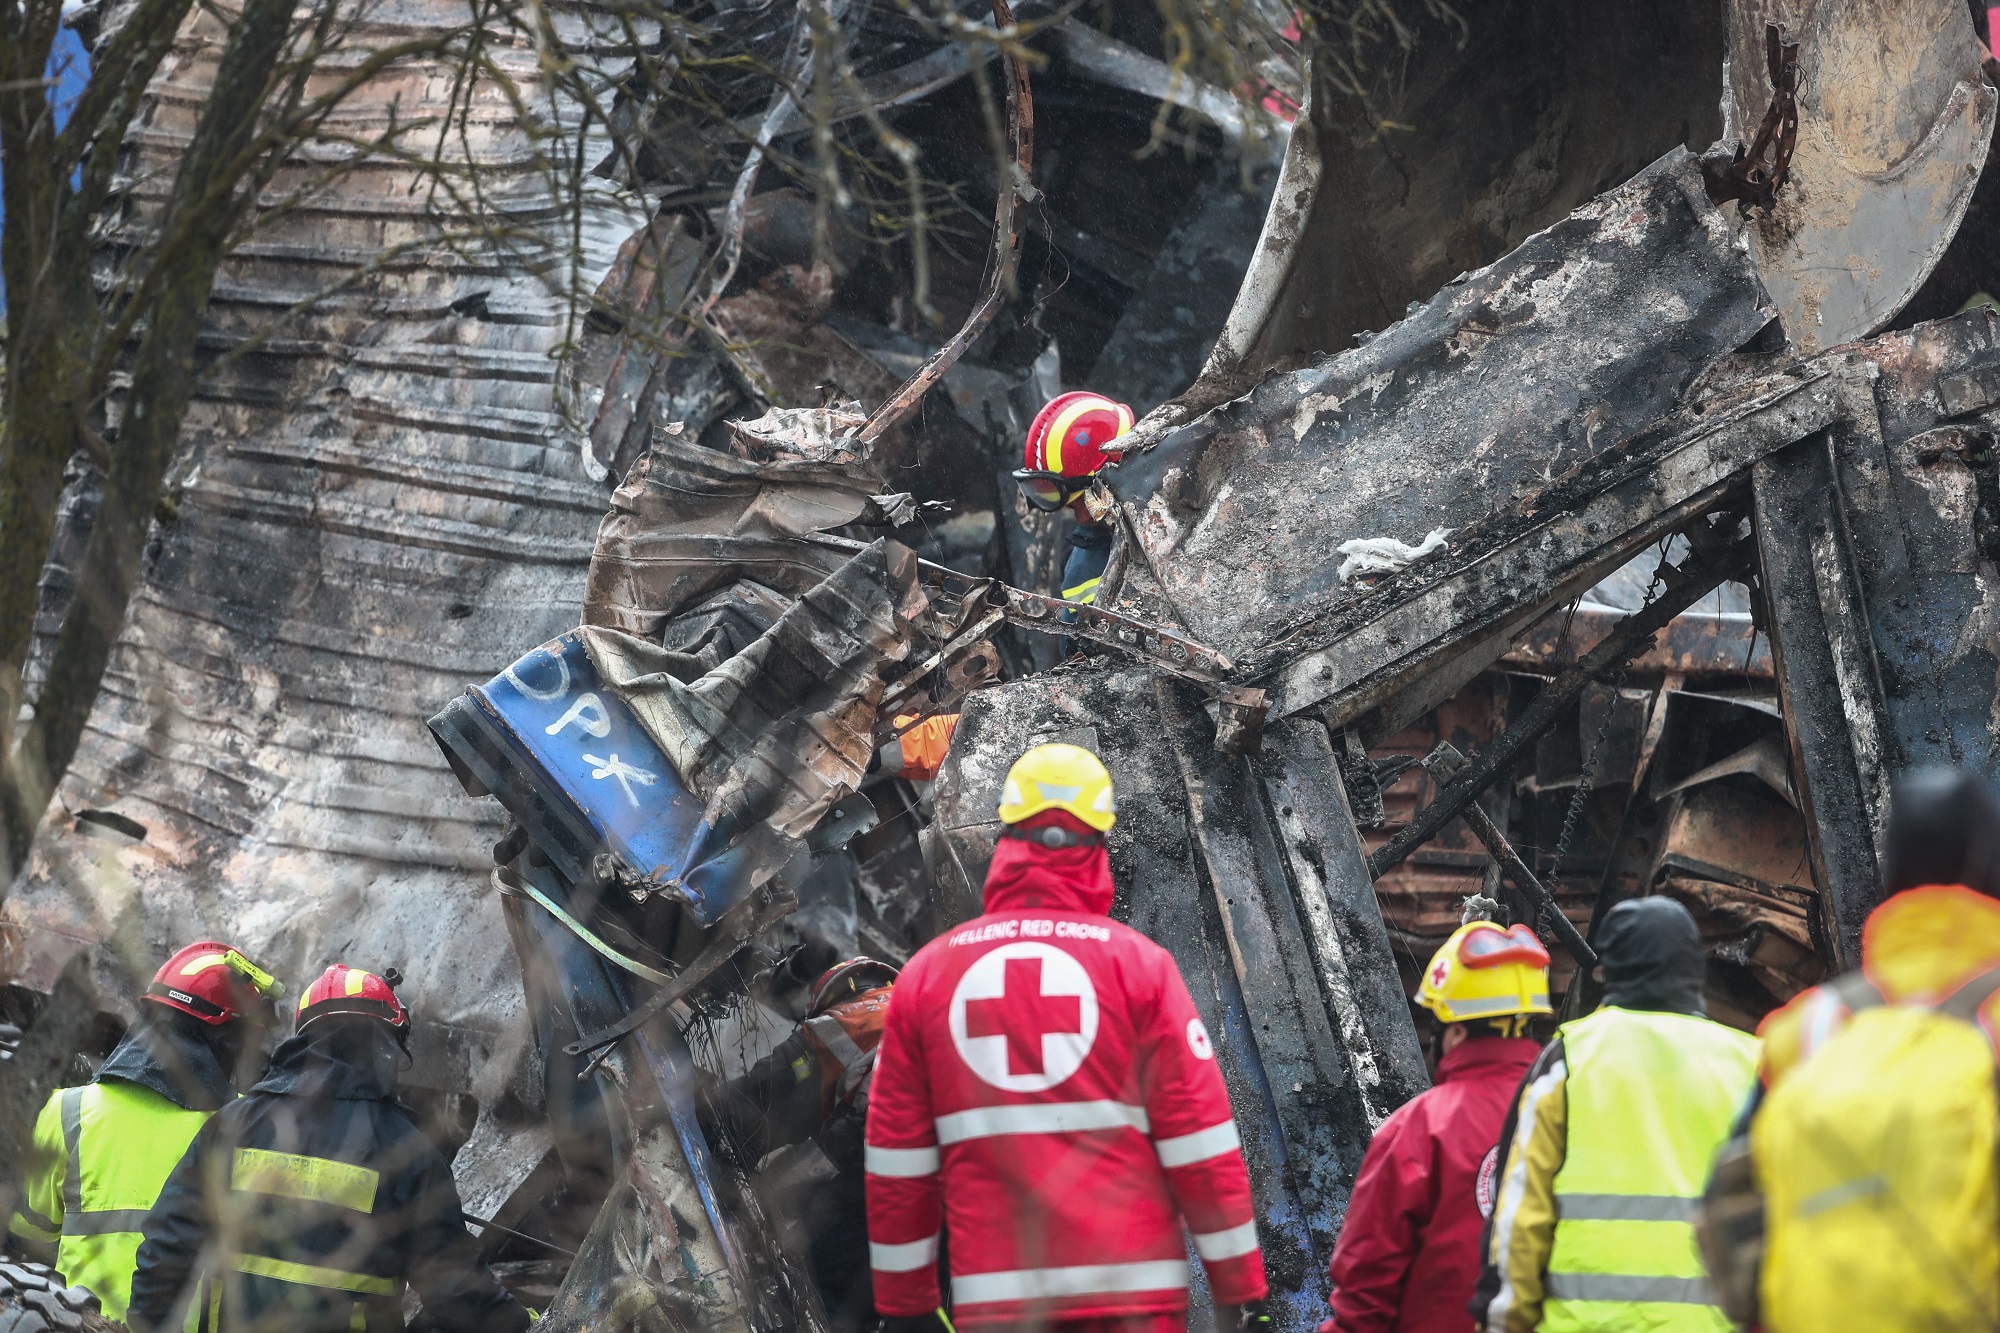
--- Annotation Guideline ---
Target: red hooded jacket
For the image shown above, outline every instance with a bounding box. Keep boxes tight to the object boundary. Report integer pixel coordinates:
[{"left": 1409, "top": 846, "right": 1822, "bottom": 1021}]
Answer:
[
  {"left": 865, "top": 812, "right": 1268, "bottom": 1326},
  {"left": 1319, "top": 1036, "right": 1540, "bottom": 1333}
]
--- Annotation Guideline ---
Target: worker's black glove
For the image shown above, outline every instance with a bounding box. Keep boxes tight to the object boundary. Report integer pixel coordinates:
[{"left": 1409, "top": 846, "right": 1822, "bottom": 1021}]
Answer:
[
  {"left": 1217, "top": 1299, "right": 1272, "bottom": 1332},
  {"left": 878, "top": 1311, "right": 954, "bottom": 1333}
]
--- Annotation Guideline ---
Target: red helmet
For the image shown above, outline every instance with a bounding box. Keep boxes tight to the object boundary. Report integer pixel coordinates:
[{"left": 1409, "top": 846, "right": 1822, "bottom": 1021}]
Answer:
[
  {"left": 295, "top": 964, "right": 409, "bottom": 1036},
  {"left": 807, "top": 957, "right": 900, "bottom": 1018},
  {"left": 146, "top": 942, "right": 282, "bottom": 1027},
  {"left": 1022, "top": 391, "right": 1134, "bottom": 479}
]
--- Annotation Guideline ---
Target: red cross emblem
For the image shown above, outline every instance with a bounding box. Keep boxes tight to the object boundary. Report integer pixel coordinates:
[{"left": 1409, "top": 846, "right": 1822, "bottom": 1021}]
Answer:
[
  {"left": 964, "top": 956, "right": 1083, "bottom": 1076},
  {"left": 949, "top": 943, "right": 1099, "bottom": 1092},
  {"left": 1429, "top": 956, "right": 1451, "bottom": 989}
]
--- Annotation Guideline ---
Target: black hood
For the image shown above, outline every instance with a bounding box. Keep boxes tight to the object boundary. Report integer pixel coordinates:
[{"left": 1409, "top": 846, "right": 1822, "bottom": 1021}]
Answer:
[
  {"left": 1885, "top": 767, "right": 2000, "bottom": 897},
  {"left": 97, "top": 1006, "right": 237, "bottom": 1111},
  {"left": 253, "top": 1016, "right": 403, "bottom": 1100},
  {"left": 1596, "top": 897, "right": 1707, "bottom": 1016}
]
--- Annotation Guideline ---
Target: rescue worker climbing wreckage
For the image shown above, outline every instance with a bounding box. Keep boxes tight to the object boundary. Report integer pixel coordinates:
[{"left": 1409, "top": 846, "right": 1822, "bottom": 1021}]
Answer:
[
  {"left": 127, "top": 964, "right": 531, "bottom": 1333},
  {"left": 1474, "top": 897, "right": 1757, "bottom": 1333},
  {"left": 1695, "top": 766, "right": 2000, "bottom": 1333},
  {"left": 8, "top": 943, "right": 282, "bottom": 1323},
  {"left": 881, "top": 392, "right": 1135, "bottom": 786},
  {"left": 865, "top": 742, "right": 1269, "bottom": 1333},
  {"left": 1012, "top": 392, "right": 1135, "bottom": 615},
  {"left": 1318, "top": 902, "right": 1550, "bottom": 1332},
  {"left": 699, "top": 956, "right": 899, "bottom": 1332}
]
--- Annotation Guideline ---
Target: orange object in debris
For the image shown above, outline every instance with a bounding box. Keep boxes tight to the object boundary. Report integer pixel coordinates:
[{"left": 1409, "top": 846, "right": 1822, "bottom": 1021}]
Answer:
[{"left": 880, "top": 713, "right": 960, "bottom": 781}]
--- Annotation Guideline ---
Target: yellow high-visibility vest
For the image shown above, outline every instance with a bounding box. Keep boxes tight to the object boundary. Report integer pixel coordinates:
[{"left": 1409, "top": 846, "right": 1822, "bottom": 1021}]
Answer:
[
  {"left": 9, "top": 1081, "right": 213, "bottom": 1323},
  {"left": 1544, "top": 1006, "right": 1757, "bottom": 1333}
]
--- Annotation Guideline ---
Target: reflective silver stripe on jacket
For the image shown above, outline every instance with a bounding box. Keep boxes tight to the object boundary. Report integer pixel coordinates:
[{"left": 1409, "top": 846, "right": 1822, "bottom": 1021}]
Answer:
[
  {"left": 864, "top": 1144, "right": 940, "bottom": 1177},
  {"left": 1554, "top": 1192, "right": 1697, "bottom": 1223},
  {"left": 1154, "top": 1119, "right": 1239, "bottom": 1168},
  {"left": 934, "top": 1100, "right": 1149, "bottom": 1144},
  {"left": 869, "top": 1233, "right": 939, "bottom": 1272},
  {"left": 952, "top": 1259, "right": 1189, "bottom": 1305},
  {"left": 1545, "top": 1273, "right": 1720, "bottom": 1304},
  {"left": 60, "top": 1087, "right": 85, "bottom": 1218},
  {"left": 62, "top": 1208, "right": 154, "bottom": 1236},
  {"left": 1191, "top": 1219, "right": 1259, "bottom": 1260},
  {"left": 804, "top": 1014, "right": 867, "bottom": 1070}
]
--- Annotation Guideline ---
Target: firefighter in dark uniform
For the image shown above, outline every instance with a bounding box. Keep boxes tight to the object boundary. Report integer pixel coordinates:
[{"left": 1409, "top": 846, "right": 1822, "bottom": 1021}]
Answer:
[{"left": 128, "top": 964, "right": 530, "bottom": 1333}]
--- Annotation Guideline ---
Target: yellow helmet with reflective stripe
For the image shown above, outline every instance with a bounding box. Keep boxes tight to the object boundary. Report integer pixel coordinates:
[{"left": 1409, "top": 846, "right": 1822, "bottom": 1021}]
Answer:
[
  {"left": 997, "top": 743, "right": 1116, "bottom": 832},
  {"left": 1417, "top": 920, "right": 1554, "bottom": 1023}
]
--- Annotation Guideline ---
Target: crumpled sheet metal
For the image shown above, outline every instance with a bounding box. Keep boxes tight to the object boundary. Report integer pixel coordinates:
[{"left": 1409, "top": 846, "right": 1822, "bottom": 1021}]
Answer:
[
  {"left": 1111, "top": 148, "right": 1774, "bottom": 665},
  {"left": 582, "top": 431, "right": 896, "bottom": 641},
  {"left": 1726, "top": 0, "right": 1996, "bottom": 355},
  {"left": 582, "top": 538, "right": 927, "bottom": 842}
]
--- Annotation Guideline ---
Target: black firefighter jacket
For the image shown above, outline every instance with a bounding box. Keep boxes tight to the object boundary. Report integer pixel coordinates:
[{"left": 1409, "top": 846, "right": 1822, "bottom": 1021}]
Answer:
[{"left": 127, "top": 1017, "right": 530, "bottom": 1333}]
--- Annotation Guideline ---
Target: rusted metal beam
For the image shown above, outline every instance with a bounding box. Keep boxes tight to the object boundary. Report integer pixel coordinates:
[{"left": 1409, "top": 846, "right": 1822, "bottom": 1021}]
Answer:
[{"left": 1365, "top": 532, "right": 1754, "bottom": 882}]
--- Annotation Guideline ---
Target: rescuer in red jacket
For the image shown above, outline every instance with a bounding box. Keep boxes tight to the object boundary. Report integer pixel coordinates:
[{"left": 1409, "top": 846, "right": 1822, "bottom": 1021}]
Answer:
[
  {"left": 865, "top": 742, "right": 1269, "bottom": 1333},
  {"left": 1318, "top": 908, "right": 1551, "bottom": 1333}
]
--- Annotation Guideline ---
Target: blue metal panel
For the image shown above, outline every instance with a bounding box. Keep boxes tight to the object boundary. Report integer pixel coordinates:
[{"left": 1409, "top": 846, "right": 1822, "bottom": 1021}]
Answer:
[{"left": 431, "top": 631, "right": 763, "bottom": 926}]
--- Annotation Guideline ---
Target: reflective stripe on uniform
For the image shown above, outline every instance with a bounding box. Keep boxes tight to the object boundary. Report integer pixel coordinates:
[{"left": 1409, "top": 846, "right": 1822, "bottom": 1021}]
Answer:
[
  {"left": 231, "top": 1148, "right": 380, "bottom": 1214},
  {"left": 61, "top": 1087, "right": 85, "bottom": 1217},
  {"left": 8, "top": 1211, "right": 58, "bottom": 1244},
  {"left": 1154, "top": 1120, "right": 1239, "bottom": 1168},
  {"left": 1555, "top": 1193, "right": 1696, "bottom": 1223},
  {"left": 61, "top": 1208, "right": 154, "bottom": 1236},
  {"left": 805, "top": 1014, "right": 867, "bottom": 1070},
  {"left": 1448, "top": 992, "right": 1552, "bottom": 1019},
  {"left": 865, "top": 1144, "right": 940, "bottom": 1177},
  {"left": 1061, "top": 577, "right": 1100, "bottom": 604},
  {"left": 1544, "top": 1274, "right": 1718, "bottom": 1304},
  {"left": 234, "top": 1254, "right": 397, "bottom": 1296},
  {"left": 953, "top": 1259, "right": 1189, "bottom": 1305},
  {"left": 870, "top": 1233, "right": 939, "bottom": 1272},
  {"left": 1191, "top": 1220, "right": 1259, "bottom": 1261},
  {"left": 934, "top": 1100, "right": 1148, "bottom": 1144}
]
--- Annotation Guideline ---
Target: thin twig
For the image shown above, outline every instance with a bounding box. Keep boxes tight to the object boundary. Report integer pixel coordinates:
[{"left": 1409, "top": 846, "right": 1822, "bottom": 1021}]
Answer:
[{"left": 857, "top": 0, "right": 1032, "bottom": 445}]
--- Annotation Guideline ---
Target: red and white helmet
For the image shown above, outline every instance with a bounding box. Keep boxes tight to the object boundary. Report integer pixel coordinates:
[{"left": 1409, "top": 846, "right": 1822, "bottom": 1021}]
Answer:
[
  {"left": 146, "top": 941, "right": 282, "bottom": 1027},
  {"left": 1022, "top": 391, "right": 1134, "bottom": 478},
  {"left": 295, "top": 964, "right": 410, "bottom": 1036},
  {"left": 807, "top": 957, "right": 900, "bottom": 1018}
]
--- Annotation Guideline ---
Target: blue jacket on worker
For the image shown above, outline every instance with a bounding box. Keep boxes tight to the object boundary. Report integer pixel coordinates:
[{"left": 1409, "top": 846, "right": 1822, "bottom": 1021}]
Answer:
[{"left": 128, "top": 965, "right": 529, "bottom": 1333}]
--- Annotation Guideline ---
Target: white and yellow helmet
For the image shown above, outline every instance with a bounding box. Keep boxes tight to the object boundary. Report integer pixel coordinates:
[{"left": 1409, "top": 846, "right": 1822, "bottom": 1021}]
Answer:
[{"left": 997, "top": 743, "right": 1117, "bottom": 833}]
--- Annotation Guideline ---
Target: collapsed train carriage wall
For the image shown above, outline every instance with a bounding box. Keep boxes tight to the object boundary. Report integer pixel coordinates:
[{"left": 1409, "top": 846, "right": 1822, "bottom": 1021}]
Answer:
[
  {"left": 1752, "top": 309, "right": 2000, "bottom": 962},
  {"left": 925, "top": 668, "right": 1427, "bottom": 1327}
]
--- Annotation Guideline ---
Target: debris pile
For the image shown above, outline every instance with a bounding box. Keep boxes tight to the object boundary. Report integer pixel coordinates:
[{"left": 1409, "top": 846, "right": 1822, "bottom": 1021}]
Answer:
[{"left": 9, "top": 0, "right": 2000, "bottom": 1328}]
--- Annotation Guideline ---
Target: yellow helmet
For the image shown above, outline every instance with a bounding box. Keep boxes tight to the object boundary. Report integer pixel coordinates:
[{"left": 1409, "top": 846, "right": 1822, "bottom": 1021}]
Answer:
[
  {"left": 1417, "top": 921, "right": 1553, "bottom": 1023},
  {"left": 997, "top": 743, "right": 1117, "bottom": 832}
]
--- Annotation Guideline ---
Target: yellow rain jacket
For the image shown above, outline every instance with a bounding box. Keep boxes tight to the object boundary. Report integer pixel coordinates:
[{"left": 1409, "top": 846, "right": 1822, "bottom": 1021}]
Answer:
[
  {"left": 1480, "top": 1005, "right": 1758, "bottom": 1333},
  {"left": 1751, "top": 884, "right": 2000, "bottom": 1333}
]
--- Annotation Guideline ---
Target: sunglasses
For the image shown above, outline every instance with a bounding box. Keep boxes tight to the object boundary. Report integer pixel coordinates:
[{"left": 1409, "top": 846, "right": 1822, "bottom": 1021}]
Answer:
[
  {"left": 1458, "top": 923, "right": 1551, "bottom": 970},
  {"left": 1012, "top": 469, "right": 1094, "bottom": 514}
]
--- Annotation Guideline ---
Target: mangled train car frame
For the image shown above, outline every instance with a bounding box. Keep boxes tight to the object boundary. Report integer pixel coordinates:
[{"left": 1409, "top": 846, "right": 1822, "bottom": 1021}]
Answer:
[{"left": 12, "top": 0, "right": 2000, "bottom": 1327}]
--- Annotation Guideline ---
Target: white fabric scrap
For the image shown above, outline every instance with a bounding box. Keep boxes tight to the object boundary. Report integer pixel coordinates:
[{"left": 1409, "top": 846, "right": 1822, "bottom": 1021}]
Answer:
[{"left": 1336, "top": 527, "right": 1452, "bottom": 583}]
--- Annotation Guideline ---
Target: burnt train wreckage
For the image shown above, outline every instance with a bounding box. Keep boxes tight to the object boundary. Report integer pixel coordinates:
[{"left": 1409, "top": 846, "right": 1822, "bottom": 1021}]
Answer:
[{"left": 11, "top": 0, "right": 2000, "bottom": 1327}]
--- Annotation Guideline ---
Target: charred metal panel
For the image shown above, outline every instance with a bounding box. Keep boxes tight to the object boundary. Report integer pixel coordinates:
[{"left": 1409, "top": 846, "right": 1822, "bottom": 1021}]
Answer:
[
  {"left": 1753, "top": 311, "right": 2000, "bottom": 958},
  {"left": 929, "top": 668, "right": 1418, "bottom": 1328},
  {"left": 1112, "top": 148, "right": 1774, "bottom": 674},
  {"left": 1725, "top": 0, "right": 1998, "bottom": 353},
  {"left": 1250, "top": 369, "right": 1839, "bottom": 727}
]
